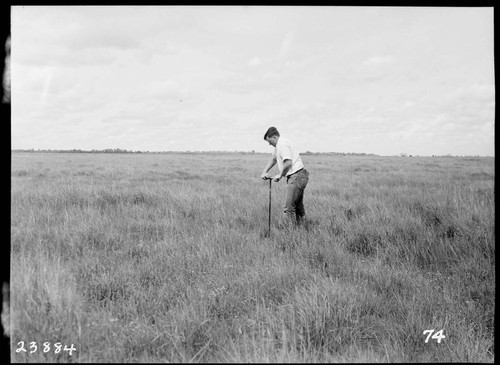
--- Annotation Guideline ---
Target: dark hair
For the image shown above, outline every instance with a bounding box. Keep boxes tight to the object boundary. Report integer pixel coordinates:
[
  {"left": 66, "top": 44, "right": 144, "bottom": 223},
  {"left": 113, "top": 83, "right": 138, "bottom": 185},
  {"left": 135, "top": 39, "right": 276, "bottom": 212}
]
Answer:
[{"left": 263, "top": 127, "right": 280, "bottom": 140}]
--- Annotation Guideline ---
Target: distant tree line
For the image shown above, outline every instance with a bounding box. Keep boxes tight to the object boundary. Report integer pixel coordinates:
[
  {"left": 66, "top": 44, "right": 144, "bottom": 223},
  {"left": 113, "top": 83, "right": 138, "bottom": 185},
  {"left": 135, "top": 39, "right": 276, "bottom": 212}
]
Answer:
[
  {"left": 303, "top": 151, "right": 378, "bottom": 157},
  {"left": 11, "top": 149, "right": 264, "bottom": 154},
  {"left": 12, "top": 148, "right": 143, "bottom": 154},
  {"left": 12, "top": 149, "right": 379, "bottom": 156},
  {"left": 13, "top": 149, "right": 485, "bottom": 157}
]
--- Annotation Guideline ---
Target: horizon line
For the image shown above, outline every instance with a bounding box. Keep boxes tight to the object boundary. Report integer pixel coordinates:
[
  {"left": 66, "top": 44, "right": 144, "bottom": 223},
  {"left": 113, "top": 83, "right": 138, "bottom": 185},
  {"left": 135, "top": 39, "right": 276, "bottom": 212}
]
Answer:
[{"left": 10, "top": 148, "right": 494, "bottom": 158}]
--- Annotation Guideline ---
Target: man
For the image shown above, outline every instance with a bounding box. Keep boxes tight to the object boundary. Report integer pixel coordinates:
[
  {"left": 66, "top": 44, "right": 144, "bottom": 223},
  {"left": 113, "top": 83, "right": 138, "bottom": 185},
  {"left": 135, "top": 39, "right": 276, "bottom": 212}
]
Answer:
[{"left": 260, "top": 127, "right": 309, "bottom": 226}]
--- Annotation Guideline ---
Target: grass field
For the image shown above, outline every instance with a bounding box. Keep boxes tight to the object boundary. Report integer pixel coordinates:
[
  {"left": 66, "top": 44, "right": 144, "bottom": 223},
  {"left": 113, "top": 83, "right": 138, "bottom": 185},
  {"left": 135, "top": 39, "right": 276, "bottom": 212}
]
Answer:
[{"left": 8, "top": 152, "right": 495, "bottom": 362}]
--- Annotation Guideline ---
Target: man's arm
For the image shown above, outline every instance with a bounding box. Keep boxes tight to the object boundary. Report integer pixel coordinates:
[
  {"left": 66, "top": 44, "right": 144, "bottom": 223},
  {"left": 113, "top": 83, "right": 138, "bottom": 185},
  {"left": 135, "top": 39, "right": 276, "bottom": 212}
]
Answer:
[
  {"left": 274, "top": 142, "right": 292, "bottom": 181},
  {"left": 261, "top": 155, "right": 277, "bottom": 179},
  {"left": 280, "top": 159, "right": 292, "bottom": 177},
  {"left": 272, "top": 159, "right": 291, "bottom": 182}
]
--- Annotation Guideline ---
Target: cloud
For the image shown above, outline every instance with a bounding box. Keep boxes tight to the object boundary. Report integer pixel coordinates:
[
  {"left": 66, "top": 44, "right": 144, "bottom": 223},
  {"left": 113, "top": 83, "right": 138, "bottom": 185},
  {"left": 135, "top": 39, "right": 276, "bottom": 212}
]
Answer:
[
  {"left": 248, "top": 56, "right": 262, "bottom": 67},
  {"left": 13, "top": 7, "right": 146, "bottom": 69},
  {"left": 445, "top": 83, "right": 495, "bottom": 103},
  {"left": 213, "top": 70, "right": 285, "bottom": 95},
  {"left": 356, "top": 55, "right": 396, "bottom": 82},
  {"left": 362, "top": 55, "right": 395, "bottom": 67},
  {"left": 15, "top": 40, "right": 127, "bottom": 69},
  {"left": 138, "top": 80, "right": 204, "bottom": 109},
  {"left": 280, "top": 32, "right": 295, "bottom": 56},
  {"left": 61, "top": 29, "right": 141, "bottom": 52}
]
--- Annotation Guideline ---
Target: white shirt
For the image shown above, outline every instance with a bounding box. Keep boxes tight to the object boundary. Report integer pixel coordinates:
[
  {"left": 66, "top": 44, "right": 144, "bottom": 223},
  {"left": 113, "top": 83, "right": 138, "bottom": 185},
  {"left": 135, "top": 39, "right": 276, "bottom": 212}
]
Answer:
[{"left": 273, "top": 137, "right": 304, "bottom": 176}]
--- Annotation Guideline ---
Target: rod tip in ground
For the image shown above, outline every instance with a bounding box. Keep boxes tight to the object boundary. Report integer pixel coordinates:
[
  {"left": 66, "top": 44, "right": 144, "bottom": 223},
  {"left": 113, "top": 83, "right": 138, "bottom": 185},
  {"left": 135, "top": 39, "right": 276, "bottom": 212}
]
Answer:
[{"left": 259, "top": 229, "right": 271, "bottom": 239}]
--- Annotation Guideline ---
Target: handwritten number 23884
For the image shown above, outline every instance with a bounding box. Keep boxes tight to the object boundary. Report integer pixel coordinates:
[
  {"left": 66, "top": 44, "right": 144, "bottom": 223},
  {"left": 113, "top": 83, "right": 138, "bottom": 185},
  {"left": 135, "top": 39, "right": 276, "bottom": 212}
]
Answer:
[{"left": 16, "top": 341, "right": 76, "bottom": 356}]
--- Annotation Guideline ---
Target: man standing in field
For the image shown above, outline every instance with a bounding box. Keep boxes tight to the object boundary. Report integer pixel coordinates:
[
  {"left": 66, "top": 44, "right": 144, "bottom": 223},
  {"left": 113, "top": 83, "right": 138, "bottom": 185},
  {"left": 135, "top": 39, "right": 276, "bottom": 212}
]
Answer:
[{"left": 261, "top": 127, "right": 309, "bottom": 227}]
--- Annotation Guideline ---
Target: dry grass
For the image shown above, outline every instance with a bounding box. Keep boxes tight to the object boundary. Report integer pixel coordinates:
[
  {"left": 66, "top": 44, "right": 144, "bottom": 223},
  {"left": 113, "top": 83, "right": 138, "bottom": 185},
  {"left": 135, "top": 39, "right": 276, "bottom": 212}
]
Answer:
[{"left": 9, "top": 152, "right": 494, "bottom": 362}]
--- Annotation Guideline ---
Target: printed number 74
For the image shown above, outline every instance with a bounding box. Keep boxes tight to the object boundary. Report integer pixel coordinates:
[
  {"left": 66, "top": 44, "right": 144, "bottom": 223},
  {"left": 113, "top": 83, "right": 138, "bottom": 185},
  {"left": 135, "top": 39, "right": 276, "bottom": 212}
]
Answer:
[{"left": 423, "top": 329, "right": 445, "bottom": 343}]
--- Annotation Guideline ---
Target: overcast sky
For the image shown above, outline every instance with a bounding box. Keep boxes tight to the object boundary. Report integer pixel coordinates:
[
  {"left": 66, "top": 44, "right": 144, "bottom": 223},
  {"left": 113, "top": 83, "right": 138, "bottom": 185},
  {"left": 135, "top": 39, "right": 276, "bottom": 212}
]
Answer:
[{"left": 11, "top": 6, "right": 494, "bottom": 156}]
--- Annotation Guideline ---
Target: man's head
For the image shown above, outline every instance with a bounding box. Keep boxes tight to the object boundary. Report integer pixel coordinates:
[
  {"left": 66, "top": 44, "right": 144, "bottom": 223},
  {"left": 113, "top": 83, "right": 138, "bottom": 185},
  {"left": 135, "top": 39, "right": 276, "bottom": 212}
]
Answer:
[{"left": 264, "top": 127, "right": 280, "bottom": 147}]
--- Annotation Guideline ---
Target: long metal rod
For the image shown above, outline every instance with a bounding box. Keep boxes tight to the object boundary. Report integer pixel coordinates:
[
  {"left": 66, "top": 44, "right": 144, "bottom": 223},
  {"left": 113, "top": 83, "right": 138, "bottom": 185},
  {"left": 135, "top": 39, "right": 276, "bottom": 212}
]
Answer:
[{"left": 268, "top": 179, "right": 272, "bottom": 236}]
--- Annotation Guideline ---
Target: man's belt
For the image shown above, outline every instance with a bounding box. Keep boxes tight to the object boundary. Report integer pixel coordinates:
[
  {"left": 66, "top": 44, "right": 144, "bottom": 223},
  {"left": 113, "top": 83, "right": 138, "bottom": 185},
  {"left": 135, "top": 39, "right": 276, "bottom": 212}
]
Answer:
[{"left": 287, "top": 168, "right": 303, "bottom": 177}]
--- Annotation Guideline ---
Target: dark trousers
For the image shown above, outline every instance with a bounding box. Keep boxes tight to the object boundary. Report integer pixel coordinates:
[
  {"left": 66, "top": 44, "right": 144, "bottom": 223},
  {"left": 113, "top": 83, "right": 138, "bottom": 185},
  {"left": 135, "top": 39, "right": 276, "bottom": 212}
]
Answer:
[{"left": 284, "top": 169, "right": 309, "bottom": 224}]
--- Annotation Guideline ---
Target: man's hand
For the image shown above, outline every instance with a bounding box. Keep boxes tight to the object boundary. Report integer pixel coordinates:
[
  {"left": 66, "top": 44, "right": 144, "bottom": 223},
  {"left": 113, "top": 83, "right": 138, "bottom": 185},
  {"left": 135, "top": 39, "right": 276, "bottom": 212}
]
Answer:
[
  {"left": 272, "top": 174, "right": 282, "bottom": 183},
  {"left": 261, "top": 172, "right": 271, "bottom": 180}
]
